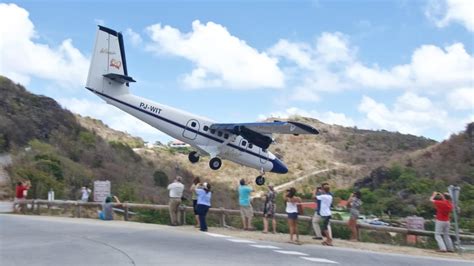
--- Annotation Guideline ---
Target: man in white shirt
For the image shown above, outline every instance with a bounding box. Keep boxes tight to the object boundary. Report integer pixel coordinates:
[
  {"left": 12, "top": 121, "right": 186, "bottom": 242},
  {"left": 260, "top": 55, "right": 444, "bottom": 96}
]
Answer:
[
  {"left": 316, "top": 186, "right": 333, "bottom": 246},
  {"left": 167, "top": 176, "right": 185, "bottom": 226}
]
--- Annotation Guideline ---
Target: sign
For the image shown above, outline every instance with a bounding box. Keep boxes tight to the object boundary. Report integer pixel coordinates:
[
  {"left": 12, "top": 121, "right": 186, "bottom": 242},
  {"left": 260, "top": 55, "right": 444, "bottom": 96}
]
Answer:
[
  {"left": 406, "top": 216, "right": 425, "bottom": 230},
  {"left": 94, "top": 181, "right": 111, "bottom": 202},
  {"left": 406, "top": 216, "right": 425, "bottom": 245}
]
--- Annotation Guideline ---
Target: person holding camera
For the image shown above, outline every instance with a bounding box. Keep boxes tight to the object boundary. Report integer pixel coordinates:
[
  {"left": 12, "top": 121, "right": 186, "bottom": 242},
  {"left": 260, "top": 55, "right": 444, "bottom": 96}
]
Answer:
[
  {"left": 239, "top": 179, "right": 254, "bottom": 230},
  {"left": 196, "top": 182, "right": 212, "bottom": 232},
  {"left": 285, "top": 187, "right": 302, "bottom": 244},
  {"left": 430, "top": 191, "right": 454, "bottom": 252},
  {"left": 263, "top": 183, "right": 277, "bottom": 234},
  {"left": 347, "top": 191, "right": 362, "bottom": 241},
  {"left": 316, "top": 185, "right": 333, "bottom": 246},
  {"left": 99, "top": 195, "right": 121, "bottom": 220}
]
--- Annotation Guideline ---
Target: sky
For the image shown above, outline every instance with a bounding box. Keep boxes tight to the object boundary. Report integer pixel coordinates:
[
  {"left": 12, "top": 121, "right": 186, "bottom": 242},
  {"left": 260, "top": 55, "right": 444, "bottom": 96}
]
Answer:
[{"left": 1, "top": 0, "right": 473, "bottom": 144}]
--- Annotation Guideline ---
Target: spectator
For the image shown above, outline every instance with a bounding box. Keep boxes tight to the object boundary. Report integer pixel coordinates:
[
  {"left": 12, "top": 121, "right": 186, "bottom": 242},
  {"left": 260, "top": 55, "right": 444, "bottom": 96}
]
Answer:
[
  {"left": 190, "top": 177, "right": 201, "bottom": 228},
  {"left": 238, "top": 179, "right": 254, "bottom": 230},
  {"left": 80, "top": 186, "right": 92, "bottom": 202},
  {"left": 263, "top": 183, "right": 277, "bottom": 234},
  {"left": 167, "top": 176, "right": 185, "bottom": 226},
  {"left": 285, "top": 187, "right": 302, "bottom": 244},
  {"left": 196, "top": 182, "right": 212, "bottom": 232},
  {"left": 347, "top": 191, "right": 362, "bottom": 241},
  {"left": 316, "top": 185, "right": 333, "bottom": 246},
  {"left": 311, "top": 186, "right": 323, "bottom": 240},
  {"left": 14, "top": 180, "right": 30, "bottom": 213},
  {"left": 99, "top": 195, "right": 121, "bottom": 220},
  {"left": 430, "top": 191, "right": 454, "bottom": 252}
]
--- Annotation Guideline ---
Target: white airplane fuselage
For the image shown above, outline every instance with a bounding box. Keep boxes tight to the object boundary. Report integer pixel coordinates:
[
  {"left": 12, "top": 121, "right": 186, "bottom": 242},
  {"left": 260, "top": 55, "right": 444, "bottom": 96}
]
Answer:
[{"left": 86, "top": 87, "right": 288, "bottom": 174}]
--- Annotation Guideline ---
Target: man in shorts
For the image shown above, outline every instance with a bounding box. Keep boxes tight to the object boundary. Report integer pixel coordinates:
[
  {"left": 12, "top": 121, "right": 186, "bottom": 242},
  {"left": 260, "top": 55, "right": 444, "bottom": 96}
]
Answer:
[{"left": 238, "top": 179, "right": 254, "bottom": 230}]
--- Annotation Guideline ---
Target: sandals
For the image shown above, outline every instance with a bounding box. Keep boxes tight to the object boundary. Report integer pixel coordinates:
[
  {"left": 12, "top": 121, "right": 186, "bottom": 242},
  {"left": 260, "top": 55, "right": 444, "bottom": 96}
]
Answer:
[{"left": 322, "top": 241, "right": 333, "bottom": 246}]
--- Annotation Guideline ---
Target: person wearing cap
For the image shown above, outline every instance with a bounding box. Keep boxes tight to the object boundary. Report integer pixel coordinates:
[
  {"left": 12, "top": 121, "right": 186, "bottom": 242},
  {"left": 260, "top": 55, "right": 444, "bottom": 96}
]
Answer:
[
  {"left": 195, "top": 182, "right": 212, "bottom": 232},
  {"left": 262, "top": 183, "right": 277, "bottom": 234},
  {"left": 167, "top": 176, "right": 185, "bottom": 226}
]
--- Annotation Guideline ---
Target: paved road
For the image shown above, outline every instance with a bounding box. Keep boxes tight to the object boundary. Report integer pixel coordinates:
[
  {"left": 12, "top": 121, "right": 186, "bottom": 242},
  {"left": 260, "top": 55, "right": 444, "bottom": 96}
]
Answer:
[{"left": 0, "top": 214, "right": 471, "bottom": 266}]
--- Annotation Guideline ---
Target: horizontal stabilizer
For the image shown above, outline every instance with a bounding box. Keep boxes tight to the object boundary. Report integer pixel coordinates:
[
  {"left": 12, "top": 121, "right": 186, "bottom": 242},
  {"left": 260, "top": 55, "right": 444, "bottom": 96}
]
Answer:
[{"left": 103, "top": 73, "right": 136, "bottom": 84}]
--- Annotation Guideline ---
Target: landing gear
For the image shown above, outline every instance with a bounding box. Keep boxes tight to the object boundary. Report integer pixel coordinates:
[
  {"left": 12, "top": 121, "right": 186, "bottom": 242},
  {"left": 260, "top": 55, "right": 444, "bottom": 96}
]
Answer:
[
  {"left": 209, "top": 157, "right": 222, "bottom": 170},
  {"left": 256, "top": 175, "right": 265, "bottom": 186},
  {"left": 188, "top": 151, "right": 200, "bottom": 163}
]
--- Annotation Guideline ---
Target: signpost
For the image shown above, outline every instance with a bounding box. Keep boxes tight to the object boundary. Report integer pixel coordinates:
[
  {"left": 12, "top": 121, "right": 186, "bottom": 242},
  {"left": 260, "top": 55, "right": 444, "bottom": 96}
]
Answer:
[
  {"left": 94, "top": 181, "right": 111, "bottom": 202},
  {"left": 448, "top": 185, "right": 461, "bottom": 252}
]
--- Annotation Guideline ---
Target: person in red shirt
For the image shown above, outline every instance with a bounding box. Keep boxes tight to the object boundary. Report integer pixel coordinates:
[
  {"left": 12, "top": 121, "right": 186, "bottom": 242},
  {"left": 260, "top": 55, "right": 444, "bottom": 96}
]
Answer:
[
  {"left": 14, "top": 180, "right": 30, "bottom": 213},
  {"left": 430, "top": 191, "right": 454, "bottom": 252}
]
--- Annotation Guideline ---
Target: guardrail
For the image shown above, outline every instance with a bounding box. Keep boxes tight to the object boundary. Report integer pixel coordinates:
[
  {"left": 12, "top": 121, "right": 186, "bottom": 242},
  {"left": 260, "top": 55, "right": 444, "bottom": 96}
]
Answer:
[{"left": 18, "top": 199, "right": 474, "bottom": 241}]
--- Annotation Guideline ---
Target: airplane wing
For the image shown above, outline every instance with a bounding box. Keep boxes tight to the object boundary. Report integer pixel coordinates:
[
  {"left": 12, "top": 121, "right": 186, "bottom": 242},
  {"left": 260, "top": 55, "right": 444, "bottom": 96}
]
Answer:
[{"left": 210, "top": 121, "right": 318, "bottom": 150}]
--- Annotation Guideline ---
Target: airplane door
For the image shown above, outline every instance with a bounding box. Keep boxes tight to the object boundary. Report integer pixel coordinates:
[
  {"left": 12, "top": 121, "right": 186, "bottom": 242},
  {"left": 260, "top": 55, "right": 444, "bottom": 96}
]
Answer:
[{"left": 183, "top": 119, "right": 200, "bottom": 140}]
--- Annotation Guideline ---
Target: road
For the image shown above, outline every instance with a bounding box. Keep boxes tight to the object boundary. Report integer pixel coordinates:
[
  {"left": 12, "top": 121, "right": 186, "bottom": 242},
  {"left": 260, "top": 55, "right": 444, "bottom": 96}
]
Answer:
[{"left": 0, "top": 214, "right": 471, "bottom": 266}]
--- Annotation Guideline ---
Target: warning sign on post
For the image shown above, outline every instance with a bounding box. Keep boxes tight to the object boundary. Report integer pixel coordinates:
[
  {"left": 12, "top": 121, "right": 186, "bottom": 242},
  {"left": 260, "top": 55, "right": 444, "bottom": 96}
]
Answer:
[{"left": 94, "top": 181, "right": 111, "bottom": 202}]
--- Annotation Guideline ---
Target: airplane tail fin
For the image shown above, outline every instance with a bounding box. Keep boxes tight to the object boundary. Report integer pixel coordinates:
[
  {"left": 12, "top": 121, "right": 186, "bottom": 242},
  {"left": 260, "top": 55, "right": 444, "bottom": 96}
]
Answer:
[{"left": 86, "top": 26, "right": 135, "bottom": 96}]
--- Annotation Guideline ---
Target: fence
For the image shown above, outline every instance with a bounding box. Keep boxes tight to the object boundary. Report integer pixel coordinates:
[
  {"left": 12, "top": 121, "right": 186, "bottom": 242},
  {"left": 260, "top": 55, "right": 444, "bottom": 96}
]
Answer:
[{"left": 17, "top": 199, "right": 474, "bottom": 242}]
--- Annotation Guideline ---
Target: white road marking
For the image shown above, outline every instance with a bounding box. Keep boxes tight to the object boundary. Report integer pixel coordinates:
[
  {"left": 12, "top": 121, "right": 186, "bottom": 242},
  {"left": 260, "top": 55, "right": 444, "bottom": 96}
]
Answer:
[
  {"left": 300, "top": 257, "right": 339, "bottom": 264},
  {"left": 226, "top": 239, "right": 256, "bottom": 243},
  {"left": 250, "top": 244, "right": 281, "bottom": 249},
  {"left": 204, "top": 232, "right": 228, "bottom": 238},
  {"left": 274, "top": 250, "right": 308, "bottom": 256}
]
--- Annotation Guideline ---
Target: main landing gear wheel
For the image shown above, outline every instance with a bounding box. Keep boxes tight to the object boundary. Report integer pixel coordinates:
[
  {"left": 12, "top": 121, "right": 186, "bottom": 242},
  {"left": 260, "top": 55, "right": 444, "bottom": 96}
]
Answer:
[
  {"left": 209, "top": 157, "right": 222, "bottom": 170},
  {"left": 188, "top": 151, "right": 200, "bottom": 163},
  {"left": 256, "top": 175, "right": 265, "bottom": 186}
]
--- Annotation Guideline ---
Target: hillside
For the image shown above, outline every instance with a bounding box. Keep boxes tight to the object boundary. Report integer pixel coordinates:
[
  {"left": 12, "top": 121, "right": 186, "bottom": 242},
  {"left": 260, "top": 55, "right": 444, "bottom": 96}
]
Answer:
[{"left": 0, "top": 76, "right": 193, "bottom": 203}]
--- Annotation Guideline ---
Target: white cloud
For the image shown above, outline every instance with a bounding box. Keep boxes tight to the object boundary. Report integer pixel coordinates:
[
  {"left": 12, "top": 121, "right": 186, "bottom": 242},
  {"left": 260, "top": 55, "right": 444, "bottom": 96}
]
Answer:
[
  {"left": 125, "top": 28, "right": 142, "bottom": 46},
  {"left": 259, "top": 107, "right": 355, "bottom": 127},
  {"left": 426, "top": 0, "right": 474, "bottom": 31},
  {"left": 358, "top": 93, "right": 450, "bottom": 136},
  {"left": 448, "top": 88, "right": 474, "bottom": 110},
  {"left": 58, "top": 98, "right": 165, "bottom": 141},
  {"left": 0, "top": 3, "right": 89, "bottom": 87},
  {"left": 145, "top": 20, "right": 284, "bottom": 89}
]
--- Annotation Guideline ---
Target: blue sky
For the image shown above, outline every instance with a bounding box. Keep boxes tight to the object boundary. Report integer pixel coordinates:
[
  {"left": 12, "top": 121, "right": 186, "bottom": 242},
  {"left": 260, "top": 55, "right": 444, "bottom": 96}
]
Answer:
[{"left": 1, "top": 0, "right": 473, "bottom": 143}]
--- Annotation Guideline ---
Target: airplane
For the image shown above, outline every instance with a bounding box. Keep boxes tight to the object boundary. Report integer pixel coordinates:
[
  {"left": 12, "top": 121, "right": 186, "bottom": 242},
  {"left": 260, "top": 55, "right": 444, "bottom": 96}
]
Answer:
[{"left": 85, "top": 26, "right": 319, "bottom": 185}]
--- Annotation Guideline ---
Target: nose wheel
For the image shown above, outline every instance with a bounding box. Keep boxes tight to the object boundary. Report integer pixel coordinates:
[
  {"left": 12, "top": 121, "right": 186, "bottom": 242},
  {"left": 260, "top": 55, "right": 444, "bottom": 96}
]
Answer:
[
  {"left": 188, "top": 151, "right": 200, "bottom": 163},
  {"left": 256, "top": 175, "right": 265, "bottom": 186}
]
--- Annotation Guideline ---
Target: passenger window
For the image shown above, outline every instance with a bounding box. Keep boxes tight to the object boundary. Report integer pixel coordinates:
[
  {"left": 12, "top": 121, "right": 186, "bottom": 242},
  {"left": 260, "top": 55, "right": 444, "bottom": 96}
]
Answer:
[
  {"left": 191, "top": 122, "right": 196, "bottom": 127},
  {"left": 210, "top": 129, "right": 216, "bottom": 134},
  {"left": 242, "top": 141, "right": 247, "bottom": 147},
  {"left": 218, "top": 131, "right": 223, "bottom": 137},
  {"left": 203, "top": 125, "right": 209, "bottom": 131},
  {"left": 248, "top": 143, "right": 253, "bottom": 149},
  {"left": 224, "top": 133, "right": 229, "bottom": 139}
]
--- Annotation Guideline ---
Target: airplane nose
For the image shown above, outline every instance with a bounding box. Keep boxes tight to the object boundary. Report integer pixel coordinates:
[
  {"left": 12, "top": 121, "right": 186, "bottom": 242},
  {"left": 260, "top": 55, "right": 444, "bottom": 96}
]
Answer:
[{"left": 271, "top": 158, "right": 288, "bottom": 174}]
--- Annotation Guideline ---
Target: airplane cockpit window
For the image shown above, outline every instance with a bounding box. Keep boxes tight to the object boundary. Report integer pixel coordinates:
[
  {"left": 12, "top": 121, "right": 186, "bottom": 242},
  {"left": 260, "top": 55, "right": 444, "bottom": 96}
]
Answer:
[
  {"left": 210, "top": 129, "right": 216, "bottom": 134},
  {"left": 224, "top": 133, "right": 229, "bottom": 139},
  {"left": 203, "top": 125, "right": 209, "bottom": 131},
  {"left": 242, "top": 141, "right": 247, "bottom": 147},
  {"left": 191, "top": 122, "right": 197, "bottom": 127},
  {"left": 217, "top": 131, "right": 223, "bottom": 137}
]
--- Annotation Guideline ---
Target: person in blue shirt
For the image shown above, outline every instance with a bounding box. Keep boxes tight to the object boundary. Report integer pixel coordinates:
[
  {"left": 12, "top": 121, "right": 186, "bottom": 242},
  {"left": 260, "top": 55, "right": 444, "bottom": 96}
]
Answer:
[
  {"left": 238, "top": 179, "right": 254, "bottom": 230},
  {"left": 195, "top": 182, "right": 212, "bottom": 232}
]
